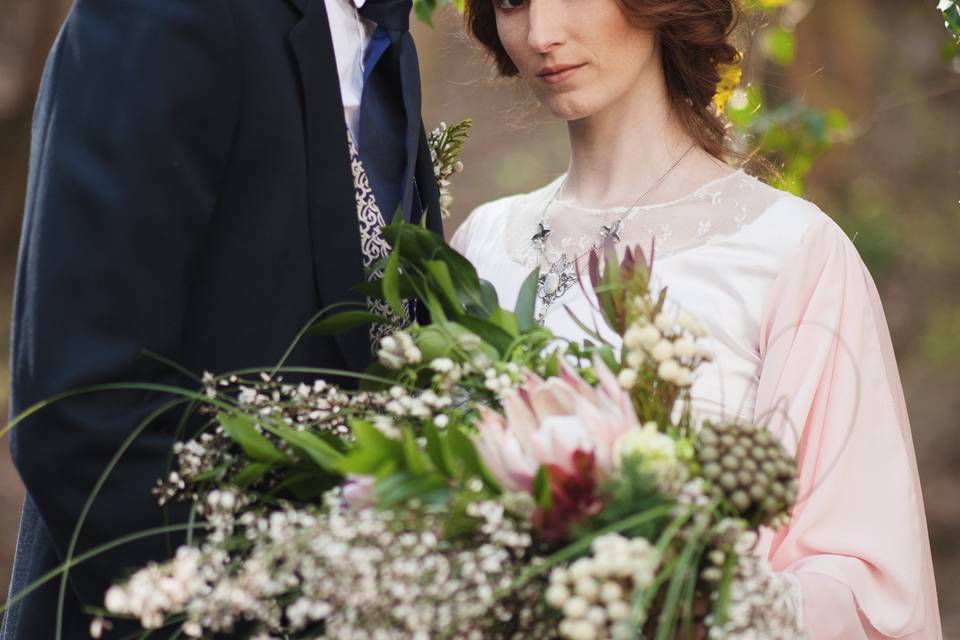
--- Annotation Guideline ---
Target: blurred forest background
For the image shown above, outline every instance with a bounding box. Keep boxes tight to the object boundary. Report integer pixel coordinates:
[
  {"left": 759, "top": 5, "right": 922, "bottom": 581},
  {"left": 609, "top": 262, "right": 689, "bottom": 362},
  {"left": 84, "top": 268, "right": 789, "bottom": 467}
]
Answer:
[{"left": 0, "top": 0, "right": 958, "bottom": 633}]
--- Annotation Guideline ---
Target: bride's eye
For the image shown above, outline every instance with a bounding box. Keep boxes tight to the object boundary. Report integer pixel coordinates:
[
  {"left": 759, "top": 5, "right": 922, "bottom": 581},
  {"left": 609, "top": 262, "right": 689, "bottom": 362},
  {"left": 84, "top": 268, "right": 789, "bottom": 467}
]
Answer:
[{"left": 496, "top": 0, "right": 526, "bottom": 10}]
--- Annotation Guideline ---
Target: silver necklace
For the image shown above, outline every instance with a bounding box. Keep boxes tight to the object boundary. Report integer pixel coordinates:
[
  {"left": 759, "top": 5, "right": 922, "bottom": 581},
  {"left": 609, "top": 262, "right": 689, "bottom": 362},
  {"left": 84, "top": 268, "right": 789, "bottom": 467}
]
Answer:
[{"left": 532, "top": 143, "right": 696, "bottom": 322}]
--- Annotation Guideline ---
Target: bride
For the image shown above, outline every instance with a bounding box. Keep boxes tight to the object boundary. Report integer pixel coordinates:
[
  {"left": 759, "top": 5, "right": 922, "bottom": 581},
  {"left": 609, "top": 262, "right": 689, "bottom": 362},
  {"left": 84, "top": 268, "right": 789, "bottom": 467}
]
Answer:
[{"left": 450, "top": 0, "right": 942, "bottom": 637}]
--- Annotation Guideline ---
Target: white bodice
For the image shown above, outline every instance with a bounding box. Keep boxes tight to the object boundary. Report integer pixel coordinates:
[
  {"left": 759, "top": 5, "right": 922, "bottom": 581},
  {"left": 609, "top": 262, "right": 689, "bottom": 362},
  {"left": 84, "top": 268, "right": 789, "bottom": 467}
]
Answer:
[{"left": 453, "top": 170, "right": 825, "bottom": 431}]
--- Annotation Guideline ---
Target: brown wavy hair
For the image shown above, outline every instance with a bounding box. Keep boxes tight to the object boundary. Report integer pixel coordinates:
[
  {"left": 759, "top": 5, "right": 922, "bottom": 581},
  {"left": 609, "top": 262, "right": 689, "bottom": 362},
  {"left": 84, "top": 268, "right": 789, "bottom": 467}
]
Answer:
[{"left": 464, "top": 0, "right": 743, "bottom": 161}]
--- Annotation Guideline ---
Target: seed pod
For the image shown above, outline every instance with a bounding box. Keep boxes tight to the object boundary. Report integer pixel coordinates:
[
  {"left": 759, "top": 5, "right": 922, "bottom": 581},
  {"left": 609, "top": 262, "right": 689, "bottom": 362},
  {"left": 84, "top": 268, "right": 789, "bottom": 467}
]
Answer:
[
  {"left": 731, "top": 490, "right": 750, "bottom": 512},
  {"left": 699, "top": 429, "right": 718, "bottom": 446},
  {"left": 695, "top": 419, "right": 798, "bottom": 527},
  {"left": 700, "top": 446, "right": 720, "bottom": 463},
  {"left": 719, "top": 472, "right": 738, "bottom": 491}
]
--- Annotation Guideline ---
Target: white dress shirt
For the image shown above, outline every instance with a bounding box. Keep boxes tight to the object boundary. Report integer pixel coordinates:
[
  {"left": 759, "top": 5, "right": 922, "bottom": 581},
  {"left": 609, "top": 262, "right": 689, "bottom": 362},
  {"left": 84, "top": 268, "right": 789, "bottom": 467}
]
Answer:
[{"left": 325, "top": 0, "right": 376, "bottom": 135}]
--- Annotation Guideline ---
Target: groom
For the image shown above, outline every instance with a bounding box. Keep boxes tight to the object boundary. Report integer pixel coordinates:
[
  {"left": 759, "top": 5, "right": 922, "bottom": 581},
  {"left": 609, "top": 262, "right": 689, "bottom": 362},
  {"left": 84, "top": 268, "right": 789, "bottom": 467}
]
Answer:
[{"left": 1, "top": 0, "right": 440, "bottom": 638}]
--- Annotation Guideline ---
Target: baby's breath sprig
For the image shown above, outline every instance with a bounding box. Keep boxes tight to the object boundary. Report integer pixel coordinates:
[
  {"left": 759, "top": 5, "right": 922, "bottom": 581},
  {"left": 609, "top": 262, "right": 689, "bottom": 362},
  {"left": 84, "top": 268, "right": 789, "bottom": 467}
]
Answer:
[{"left": 427, "top": 119, "right": 472, "bottom": 219}]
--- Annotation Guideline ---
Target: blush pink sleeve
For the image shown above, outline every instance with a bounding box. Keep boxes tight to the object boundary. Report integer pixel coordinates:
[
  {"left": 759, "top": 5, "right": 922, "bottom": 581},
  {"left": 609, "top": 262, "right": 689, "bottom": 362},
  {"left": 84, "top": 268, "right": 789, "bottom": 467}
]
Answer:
[{"left": 753, "top": 215, "right": 942, "bottom": 639}]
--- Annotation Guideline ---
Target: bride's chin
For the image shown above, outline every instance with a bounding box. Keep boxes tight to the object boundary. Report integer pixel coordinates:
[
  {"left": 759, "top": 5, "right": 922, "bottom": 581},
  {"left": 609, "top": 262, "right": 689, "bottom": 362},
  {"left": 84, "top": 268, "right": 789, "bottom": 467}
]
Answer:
[{"left": 540, "top": 94, "right": 595, "bottom": 122}]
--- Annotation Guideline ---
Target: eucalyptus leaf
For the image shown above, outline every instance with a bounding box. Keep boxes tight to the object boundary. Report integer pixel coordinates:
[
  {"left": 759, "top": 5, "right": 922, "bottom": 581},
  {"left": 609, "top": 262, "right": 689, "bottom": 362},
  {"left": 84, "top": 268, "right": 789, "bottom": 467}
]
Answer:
[
  {"left": 423, "top": 420, "right": 456, "bottom": 477},
  {"left": 447, "top": 424, "right": 501, "bottom": 493},
  {"left": 261, "top": 420, "right": 343, "bottom": 471},
  {"left": 307, "top": 311, "right": 390, "bottom": 336},
  {"left": 456, "top": 316, "right": 516, "bottom": 356},
  {"left": 383, "top": 242, "right": 405, "bottom": 317},
  {"left": 219, "top": 413, "right": 287, "bottom": 464},
  {"left": 515, "top": 267, "right": 540, "bottom": 333},
  {"left": 231, "top": 462, "right": 273, "bottom": 489},
  {"left": 424, "top": 260, "right": 462, "bottom": 312}
]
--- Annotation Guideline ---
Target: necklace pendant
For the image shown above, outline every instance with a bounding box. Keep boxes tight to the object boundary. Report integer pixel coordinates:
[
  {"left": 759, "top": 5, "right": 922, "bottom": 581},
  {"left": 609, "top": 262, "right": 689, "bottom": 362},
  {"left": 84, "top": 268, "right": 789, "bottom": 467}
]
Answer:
[
  {"left": 536, "top": 255, "right": 577, "bottom": 322},
  {"left": 543, "top": 271, "right": 561, "bottom": 295},
  {"left": 601, "top": 219, "right": 623, "bottom": 244},
  {"left": 531, "top": 221, "right": 551, "bottom": 245}
]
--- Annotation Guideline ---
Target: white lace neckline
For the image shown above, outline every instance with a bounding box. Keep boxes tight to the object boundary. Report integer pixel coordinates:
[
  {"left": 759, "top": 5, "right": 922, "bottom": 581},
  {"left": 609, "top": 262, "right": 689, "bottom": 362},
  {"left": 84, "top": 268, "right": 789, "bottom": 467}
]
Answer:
[
  {"left": 550, "top": 168, "right": 748, "bottom": 215},
  {"left": 500, "top": 168, "right": 788, "bottom": 269}
]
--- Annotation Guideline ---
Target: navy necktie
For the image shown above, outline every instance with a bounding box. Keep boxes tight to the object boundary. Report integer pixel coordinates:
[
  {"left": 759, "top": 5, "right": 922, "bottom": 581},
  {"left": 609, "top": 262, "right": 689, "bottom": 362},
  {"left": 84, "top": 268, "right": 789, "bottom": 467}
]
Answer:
[{"left": 357, "top": 0, "right": 421, "bottom": 222}]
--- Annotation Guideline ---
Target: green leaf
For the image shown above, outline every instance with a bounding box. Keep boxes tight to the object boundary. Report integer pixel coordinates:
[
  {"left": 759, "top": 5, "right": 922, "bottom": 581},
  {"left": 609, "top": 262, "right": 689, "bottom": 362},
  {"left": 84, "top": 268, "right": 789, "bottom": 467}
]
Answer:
[
  {"left": 457, "top": 316, "right": 516, "bottom": 356},
  {"left": 261, "top": 420, "right": 343, "bottom": 470},
  {"left": 383, "top": 242, "right": 405, "bottom": 317},
  {"left": 424, "top": 260, "right": 463, "bottom": 312},
  {"left": 271, "top": 470, "right": 340, "bottom": 501},
  {"left": 447, "top": 424, "right": 501, "bottom": 493},
  {"left": 423, "top": 420, "right": 456, "bottom": 477},
  {"left": 219, "top": 413, "right": 288, "bottom": 464},
  {"left": 413, "top": 0, "right": 437, "bottom": 26},
  {"left": 307, "top": 311, "right": 391, "bottom": 336},
  {"left": 190, "top": 462, "right": 230, "bottom": 483},
  {"left": 402, "top": 427, "right": 430, "bottom": 475},
  {"left": 515, "top": 267, "right": 540, "bottom": 333},
  {"left": 383, "top": 222, "right": 445, "bottom": 262},
  {"left": 532, "top": 466, "right": 552, "bottom": 509},
  {"left": 489, "top": 307, "right": 520, "bottom": 337},
  {"left": 479, "top": 280, "right": 500, "bottom": 315},
  {"left": 231, "top": 462, "right": 273, "bottom": 488},
  {"left": 337, "top": 420, "right": 404, "bottom": 476},
  {"left": 375, "top": 471, "right": 450, "bottom": 506}
]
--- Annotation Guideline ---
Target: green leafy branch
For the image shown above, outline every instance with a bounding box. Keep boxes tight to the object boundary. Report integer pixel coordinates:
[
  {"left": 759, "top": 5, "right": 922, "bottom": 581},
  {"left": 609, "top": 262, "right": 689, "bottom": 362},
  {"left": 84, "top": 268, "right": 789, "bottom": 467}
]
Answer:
[
  {"left": 413, "top": 0, "right": 464, "bottom": 27},
  {"left": 940, "top": 0, "right": 960, "bottom": 41}
]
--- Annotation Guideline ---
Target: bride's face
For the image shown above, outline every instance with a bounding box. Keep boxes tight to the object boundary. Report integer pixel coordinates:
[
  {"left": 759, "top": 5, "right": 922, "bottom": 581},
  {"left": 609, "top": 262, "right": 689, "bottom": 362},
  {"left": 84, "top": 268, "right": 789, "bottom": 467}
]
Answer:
[{"left": 493, "top": 0, "right": 658, "bottom": 121}]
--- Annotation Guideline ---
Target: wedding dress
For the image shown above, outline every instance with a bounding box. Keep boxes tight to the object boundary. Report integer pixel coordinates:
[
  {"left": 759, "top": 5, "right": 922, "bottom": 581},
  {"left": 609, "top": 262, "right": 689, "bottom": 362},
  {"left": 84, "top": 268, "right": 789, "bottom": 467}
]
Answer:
[{"left": 451, "top": 169, "right": 942, "bottom": 639}]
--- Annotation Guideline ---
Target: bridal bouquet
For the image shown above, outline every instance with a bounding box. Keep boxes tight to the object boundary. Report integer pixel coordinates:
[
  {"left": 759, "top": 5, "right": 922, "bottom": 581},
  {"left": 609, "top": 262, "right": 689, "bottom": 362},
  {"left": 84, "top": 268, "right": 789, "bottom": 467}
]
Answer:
[{"left": 89, "top": 219, "right": 803, "bottom": 639}]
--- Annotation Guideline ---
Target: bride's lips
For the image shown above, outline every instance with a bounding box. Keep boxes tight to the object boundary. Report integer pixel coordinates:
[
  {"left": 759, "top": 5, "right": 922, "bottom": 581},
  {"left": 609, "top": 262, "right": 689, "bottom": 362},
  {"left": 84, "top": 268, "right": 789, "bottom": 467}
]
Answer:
[{"left": 537, "top": 63, "right": 586, "bottom": 85}]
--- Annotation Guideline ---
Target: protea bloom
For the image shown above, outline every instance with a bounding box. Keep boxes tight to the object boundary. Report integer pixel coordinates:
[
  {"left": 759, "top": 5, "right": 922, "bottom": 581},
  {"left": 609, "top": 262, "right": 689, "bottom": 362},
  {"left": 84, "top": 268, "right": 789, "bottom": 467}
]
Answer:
[{"left": 473, "top": 357, "right": 641, "bottom": 493}]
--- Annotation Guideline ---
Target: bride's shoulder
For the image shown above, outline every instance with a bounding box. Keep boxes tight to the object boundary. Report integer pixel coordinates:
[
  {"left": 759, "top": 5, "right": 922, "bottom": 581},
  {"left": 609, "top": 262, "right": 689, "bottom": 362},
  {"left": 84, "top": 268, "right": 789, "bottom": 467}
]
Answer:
[
  {"left": 742, "top": 175, "right": 865, "bottom": 266},
  {"left": 450, "top": 176, "right": 564, "bottom": 254}
]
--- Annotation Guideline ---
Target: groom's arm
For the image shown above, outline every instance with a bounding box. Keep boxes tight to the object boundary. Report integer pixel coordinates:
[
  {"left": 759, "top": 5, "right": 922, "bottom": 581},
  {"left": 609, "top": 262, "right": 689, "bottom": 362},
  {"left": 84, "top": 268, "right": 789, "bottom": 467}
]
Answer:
[{"left": 9, "top": 0, "right": 240, "bottom": 607}]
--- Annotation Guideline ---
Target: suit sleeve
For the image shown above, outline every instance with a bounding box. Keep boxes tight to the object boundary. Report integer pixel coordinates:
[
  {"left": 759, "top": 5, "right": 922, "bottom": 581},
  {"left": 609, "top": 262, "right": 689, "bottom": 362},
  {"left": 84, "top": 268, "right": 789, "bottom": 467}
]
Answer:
[
  {"left": 9, "top": 0, "right": 240, "bottom": 606},
  {"left": 753, "top": 216, "right": 942, "bottom": 638}
]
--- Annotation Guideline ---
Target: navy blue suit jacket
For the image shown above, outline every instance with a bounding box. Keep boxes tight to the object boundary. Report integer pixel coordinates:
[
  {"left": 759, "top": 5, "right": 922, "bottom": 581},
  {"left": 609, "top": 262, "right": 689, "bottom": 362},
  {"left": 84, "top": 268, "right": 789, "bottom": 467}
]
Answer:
[{"left": 1, "top": 1, "right": 442, "bottom": 637}]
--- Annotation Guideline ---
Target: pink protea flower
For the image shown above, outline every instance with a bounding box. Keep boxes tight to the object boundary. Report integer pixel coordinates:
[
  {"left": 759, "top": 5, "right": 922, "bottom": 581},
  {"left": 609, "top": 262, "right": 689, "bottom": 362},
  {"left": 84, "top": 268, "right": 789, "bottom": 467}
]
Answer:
[{"left": 474, "top": 357, "right": 640, "bottom": 493}]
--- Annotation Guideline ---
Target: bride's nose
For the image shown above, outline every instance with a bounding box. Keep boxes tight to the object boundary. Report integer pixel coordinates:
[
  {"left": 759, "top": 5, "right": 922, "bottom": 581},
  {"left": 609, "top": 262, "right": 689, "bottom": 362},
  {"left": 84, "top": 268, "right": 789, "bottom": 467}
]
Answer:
[{"left": 526, "top": 0, "right": 565, "bottom": 53}]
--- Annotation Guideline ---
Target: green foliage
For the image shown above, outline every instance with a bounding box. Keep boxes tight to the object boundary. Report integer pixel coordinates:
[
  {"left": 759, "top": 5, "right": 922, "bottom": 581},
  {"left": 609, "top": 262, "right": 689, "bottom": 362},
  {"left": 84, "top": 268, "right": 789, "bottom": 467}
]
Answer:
[
  {"left": 337, "top": 418, "right": 501, "bottom": 509},
  {"left": 219, "top": 412, "right": 288, "bottom": 464},
  {"left": 573, "top": 457, "right": 671, "bottom": 540},
  {"left": 413, "top": 0, "right": 464, "bottom": 27},
  {"left": 729, "top": 1, "right": 852, "bottom": 194},
  {"left": 940, "top": 1, "right": 960, "bottom": 41},
  {"left": 312, "top": 218, "right": 555, "bottom": 387},
  {"left": 763, "top": 27, "right": 795, "bottom": 66},
  {"left": 744, "top": 97, "right": 851, "bottom": 194}
]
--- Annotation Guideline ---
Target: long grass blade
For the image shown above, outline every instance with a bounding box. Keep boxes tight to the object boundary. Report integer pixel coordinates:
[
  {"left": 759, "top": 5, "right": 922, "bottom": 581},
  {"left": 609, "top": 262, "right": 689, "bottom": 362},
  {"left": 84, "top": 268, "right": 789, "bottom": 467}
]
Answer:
[
  {"left": 0, "top": 523, "right": 208, "bottom": 617},
  {"left": 56, "top": 398, "right": 190, "bottom": 640}
]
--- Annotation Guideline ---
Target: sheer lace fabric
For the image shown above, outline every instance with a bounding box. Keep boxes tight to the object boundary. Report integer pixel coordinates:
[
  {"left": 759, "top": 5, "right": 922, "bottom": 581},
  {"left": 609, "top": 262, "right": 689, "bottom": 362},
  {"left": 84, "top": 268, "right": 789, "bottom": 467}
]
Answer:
[{"left": 504, "top": 169, "right": 786, "bottom": 269}]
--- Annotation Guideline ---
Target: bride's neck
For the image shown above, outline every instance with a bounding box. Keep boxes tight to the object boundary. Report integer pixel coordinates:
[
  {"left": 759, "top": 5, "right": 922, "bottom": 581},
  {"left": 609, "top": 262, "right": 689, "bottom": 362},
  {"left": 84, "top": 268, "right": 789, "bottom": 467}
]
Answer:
[{"left": 562, "top": 81, "right": 706, "bottom": 209}]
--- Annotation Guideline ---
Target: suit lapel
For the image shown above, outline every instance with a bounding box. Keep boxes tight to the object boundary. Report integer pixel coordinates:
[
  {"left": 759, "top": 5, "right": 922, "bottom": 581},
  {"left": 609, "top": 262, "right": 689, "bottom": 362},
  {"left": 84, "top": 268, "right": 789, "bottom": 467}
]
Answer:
[{"left": 287, "top": 0, "right": 372, "bottom": 372}]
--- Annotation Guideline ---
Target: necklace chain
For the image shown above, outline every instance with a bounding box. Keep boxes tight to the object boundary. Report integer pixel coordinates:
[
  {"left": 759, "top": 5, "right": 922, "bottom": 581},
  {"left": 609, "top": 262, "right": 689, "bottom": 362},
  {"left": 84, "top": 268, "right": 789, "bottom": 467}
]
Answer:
[{"left": 532, "top": 143, "right": 696, "bottom": 322}]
